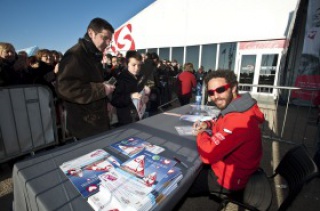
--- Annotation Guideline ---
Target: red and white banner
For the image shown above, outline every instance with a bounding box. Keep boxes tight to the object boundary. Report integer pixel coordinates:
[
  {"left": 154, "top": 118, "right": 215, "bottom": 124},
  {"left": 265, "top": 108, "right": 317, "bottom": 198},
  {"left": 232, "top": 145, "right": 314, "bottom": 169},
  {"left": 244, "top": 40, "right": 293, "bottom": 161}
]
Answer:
[
  {"left": 239, "top": 40, "right": 287, "bottom": 50},
  {"left": 292, "top": 0, "right": 320, "bottom": 105}
]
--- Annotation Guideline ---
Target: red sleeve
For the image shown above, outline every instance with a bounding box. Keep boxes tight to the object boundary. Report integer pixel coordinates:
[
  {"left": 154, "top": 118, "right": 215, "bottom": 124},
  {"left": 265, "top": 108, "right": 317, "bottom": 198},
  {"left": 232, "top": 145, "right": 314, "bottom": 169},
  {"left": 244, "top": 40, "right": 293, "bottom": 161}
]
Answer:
[
  {"left": 196, "top": 115, "right": 249, "bottom": 164},
  {"left": 204, "top": 120, "right": 213, "bottom": 129}
]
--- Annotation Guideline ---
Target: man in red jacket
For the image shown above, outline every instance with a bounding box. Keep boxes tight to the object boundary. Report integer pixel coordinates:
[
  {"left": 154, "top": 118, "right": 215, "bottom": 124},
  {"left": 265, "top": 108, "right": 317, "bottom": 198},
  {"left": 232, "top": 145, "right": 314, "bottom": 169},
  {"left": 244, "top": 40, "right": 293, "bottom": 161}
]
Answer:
[
  {"left": 176, "top": 62, "right": 197, "bottom": 106},
  {"left": 189, "top": 70, "right": 265, "bottom": 196}
]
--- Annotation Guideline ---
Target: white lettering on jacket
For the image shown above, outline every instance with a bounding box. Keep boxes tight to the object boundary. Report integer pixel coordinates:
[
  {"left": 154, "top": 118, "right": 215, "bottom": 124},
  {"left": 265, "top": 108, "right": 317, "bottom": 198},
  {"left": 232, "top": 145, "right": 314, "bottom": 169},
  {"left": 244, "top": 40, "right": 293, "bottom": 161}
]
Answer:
[
  {"left": 211, "top": 132, "right": 225, "bottom": 145},
  {"left": 223, "top": 128, "right": 232, "bottom": 134}
]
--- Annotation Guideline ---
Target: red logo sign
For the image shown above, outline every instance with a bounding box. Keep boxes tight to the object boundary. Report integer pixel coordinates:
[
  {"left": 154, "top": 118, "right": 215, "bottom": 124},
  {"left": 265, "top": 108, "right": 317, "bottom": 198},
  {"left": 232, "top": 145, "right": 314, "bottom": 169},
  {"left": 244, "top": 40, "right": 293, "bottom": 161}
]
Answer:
[{"left": 111, "top": 23, "right": 135, "bottom": 53}]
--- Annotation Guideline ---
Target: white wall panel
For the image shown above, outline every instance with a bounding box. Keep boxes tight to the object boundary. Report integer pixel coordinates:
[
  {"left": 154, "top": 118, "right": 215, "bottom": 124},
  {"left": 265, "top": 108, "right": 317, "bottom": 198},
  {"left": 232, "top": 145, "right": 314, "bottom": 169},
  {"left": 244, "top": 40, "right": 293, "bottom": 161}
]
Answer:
[{"left": 113, "top": 0, "right": 299, "bottom": 51}]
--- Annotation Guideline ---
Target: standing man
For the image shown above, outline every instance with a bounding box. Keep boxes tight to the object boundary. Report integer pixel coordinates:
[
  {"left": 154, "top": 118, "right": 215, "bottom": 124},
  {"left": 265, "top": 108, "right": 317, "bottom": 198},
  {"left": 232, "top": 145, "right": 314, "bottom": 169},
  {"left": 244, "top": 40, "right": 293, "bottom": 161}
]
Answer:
[
  {"left": 139, "top": 52, "right": 160, "bottom": 115},
  {"left": 176, "top": 63, "right": 196, "bottom": 106},
  {"left": 111, "top": 50, "right": 150, "bottom": 126},
  {"left": 56, "top": 17, "right": 115, "bottom": 139},
  {"left": 189, "top": 70, "right": 265, "bottom": 196}
]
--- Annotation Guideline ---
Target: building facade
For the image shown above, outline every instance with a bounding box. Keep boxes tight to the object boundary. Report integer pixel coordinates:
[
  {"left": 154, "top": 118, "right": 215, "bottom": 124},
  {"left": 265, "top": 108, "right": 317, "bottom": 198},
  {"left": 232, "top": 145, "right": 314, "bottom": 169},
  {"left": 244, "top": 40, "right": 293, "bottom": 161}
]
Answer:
[{"left": 109, "top": 0, "right": 318, "bottom": 102}]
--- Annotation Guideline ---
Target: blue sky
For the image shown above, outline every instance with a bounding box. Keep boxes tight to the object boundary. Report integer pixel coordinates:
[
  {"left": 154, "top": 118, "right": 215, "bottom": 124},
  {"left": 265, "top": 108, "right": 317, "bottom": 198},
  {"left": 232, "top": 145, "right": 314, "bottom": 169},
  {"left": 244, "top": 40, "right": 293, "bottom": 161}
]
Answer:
[{"left": 0, "top": 0, "right": 156, "bottom": 53}]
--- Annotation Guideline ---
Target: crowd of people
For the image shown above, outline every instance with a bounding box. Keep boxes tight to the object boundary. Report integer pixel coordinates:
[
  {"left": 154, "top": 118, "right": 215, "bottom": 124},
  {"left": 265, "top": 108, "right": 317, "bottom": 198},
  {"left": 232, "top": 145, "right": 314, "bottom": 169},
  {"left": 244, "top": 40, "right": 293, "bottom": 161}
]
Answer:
[
  {"left": 0, "top": 29, "right": 210, "bottom": 138},
  {"left": 1, "top": 17, "right": 266, "bottom": 201},
  {"left": 0, "top": 43, "right": 62, "bottom": 94}
]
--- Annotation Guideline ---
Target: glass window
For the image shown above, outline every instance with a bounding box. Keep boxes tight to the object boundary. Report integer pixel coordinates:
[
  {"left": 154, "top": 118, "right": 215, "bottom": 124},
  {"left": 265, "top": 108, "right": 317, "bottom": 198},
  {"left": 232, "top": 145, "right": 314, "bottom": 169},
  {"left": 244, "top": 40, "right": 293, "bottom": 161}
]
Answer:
[
  {"left": 186, "top": 45, "right": 200, "bottom": 69},
  {"left": 172, "top": 47, "right": 184, "bottom": 67},
  {"left": 218, "top": 42, "right": 236, "bottom": 71},
  {"left": 137, "top": 49, "right": 146, "bottom": 54},
  {"left": 159, "top": 48, "right": 170, "bottom": 61},
  {"left": 239, "top": 55, "right": 256, "bottom": 92},
  {"left": 201, "top": 44, "right": 217, "bottom": 72},
  {"left": 147, "top": 48, "right": 157, "bottom": 54},
  {"left": 258, "top": 54, "right": 278, "bottom": 93}
]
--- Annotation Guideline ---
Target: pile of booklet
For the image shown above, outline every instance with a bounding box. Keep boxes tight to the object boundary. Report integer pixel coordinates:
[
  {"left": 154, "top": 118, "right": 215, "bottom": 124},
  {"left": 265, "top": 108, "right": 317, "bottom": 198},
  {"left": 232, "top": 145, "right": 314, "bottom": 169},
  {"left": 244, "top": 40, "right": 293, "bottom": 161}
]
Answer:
[
  {"left": 175, "top": 105, "right": 219, "bottom": 136},
  {"left": 59, "top": 149, "right": 122, "bottom": 198},
  {"left": 180, "top": 105, "right": 220, "bottom": 123},
  {"left": 60, "top": 137, "right": 183, "bottom": 211},
  {"left": 111, "top": 137, "right": 165, "bottom": 157}
]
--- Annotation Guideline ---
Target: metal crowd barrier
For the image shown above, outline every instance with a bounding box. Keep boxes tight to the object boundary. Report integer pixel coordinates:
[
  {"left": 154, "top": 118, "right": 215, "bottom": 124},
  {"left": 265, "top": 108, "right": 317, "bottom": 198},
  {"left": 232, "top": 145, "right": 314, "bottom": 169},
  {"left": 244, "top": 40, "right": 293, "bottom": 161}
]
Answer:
[
  {"left": 157, "top": 83, "right": 319, "bottom": 148},
  {"left": 236, "top": 84, "right": 319, "bottom": 148}
]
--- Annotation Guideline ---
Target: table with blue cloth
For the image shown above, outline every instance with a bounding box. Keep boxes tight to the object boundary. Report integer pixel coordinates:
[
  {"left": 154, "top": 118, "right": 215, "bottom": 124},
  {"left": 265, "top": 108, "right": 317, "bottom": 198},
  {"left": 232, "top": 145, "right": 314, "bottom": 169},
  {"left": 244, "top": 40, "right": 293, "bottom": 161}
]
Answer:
[{"left": 12, "top": 105, "right": 207, "bottom": 211}]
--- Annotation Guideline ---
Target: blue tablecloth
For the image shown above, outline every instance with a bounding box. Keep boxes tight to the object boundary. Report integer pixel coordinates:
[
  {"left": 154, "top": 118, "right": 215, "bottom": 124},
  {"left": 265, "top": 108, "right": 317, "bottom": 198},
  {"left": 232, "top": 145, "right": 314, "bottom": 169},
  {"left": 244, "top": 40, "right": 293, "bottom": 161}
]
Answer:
[{"left": 12, "top": 105, "right": 204, "bottom": 211}]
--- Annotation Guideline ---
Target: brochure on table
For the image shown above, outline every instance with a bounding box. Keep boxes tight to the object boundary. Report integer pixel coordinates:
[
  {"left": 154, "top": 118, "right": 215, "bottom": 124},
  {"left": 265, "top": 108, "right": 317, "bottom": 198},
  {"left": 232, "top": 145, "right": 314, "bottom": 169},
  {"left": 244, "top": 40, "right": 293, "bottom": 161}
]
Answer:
[
  {"left": 179, "top": 114, "right": 213, "bottom": 122},
  {"left": 175, "top": 126, "right": 195, "bottom": 136},
  {"left": 175, "top": 126, "right": 212, "bottom": 136},
  {"left": 111, "top": 137, "right": 165, "bottom": 157},
  {"left": 60, "top": 138, "right": 183, "bottom": 211},
  {"left": 89, "top": 150, "right": 182, "bottom": 211},
  {"left": 98, "top": 168, "right": 155, "bottom": 211},
  {"left": 120, "top": 150, "right": 177, "bottom": 180},
  {"left": 59, "top": 149, "right": 122, "bottom": 198},
  {"left": 89, "top": 166, "right": 183, "bottom": 211},
  {"left": 187, "top": 105, "right": 219, "bottom": 116},
  {"left": 179, "top": 105, "right": 219, "bottom": 123}
]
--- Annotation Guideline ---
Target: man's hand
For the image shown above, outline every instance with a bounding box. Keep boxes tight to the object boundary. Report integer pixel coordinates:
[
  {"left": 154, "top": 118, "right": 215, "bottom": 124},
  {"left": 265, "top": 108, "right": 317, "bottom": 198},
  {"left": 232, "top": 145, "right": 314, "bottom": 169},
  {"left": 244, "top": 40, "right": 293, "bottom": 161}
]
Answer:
[
  {"left": 193, "top": 121, "right": 207, "bottom": 131},
  {"left": 103, "top": 83, "right": 115, "bottom": 95},
  {"left": 143, "top": 95, "right": 149, "bottom": 104},
  {"left": 131, "top": 92, "right": 141, "bottom": 99},
  {"left": 144, "top": 86, "right": 151, "bottom": 95},
  {"left": 107, "top": 102, "right": 113, "bottom": 113},
  {"left": 143, "top": 86, "right": 151, "bottom": 104},
  {"left": 192, "top": 121, "right": 208, "bottom": 136}
]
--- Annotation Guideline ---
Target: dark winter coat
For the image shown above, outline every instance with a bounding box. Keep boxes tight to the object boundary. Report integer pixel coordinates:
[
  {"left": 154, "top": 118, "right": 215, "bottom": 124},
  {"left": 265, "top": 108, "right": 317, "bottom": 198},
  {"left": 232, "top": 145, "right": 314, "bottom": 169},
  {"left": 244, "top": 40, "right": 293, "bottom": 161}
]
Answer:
[
  {"left": 56, "top": 36, "right": 110, "bottom": 139},
  {"left": 111, "top": 69, "right": 142, "bottom": 126},
  {"left": 0, "top": 58, "right": 27, "bottom": 86},
  {"left": 139, "top": 58, "right": 159, "bottom": 89},
  {"left": 31, "top": 61, "right": 56, "bottom": 96},
  {"left": 0, "top": 59, "right": 15, "bottom": 86}
]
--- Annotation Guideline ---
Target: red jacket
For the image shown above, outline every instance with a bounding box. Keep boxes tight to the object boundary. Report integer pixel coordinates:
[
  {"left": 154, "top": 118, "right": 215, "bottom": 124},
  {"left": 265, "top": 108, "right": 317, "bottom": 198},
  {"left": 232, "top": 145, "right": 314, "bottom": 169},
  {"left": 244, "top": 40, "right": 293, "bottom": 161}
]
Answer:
[
  {"left": 177, "top": 71, "right": 196, "bottom": 97},
  {"left": 196, "top": 94, "right": 264, "bottom": 190}
]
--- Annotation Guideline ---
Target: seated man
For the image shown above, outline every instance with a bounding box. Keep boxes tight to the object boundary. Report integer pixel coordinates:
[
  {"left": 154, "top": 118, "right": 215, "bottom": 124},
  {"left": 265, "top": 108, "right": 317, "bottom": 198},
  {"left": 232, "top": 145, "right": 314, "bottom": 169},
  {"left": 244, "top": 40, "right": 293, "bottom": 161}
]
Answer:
[{"left": 189, "top": 70, "right": 265, "bottom": 196}]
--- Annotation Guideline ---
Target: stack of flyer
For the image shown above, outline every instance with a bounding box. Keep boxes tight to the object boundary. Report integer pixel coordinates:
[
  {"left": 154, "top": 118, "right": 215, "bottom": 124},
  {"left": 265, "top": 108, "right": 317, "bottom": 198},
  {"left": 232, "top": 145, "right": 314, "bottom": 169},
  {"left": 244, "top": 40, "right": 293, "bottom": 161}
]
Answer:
[
  {"left": 179, "top": 114, "right": 213, "bottom": 122},
  {"left": 88, "top": 150, "right": 183, "bottom": 211},
  {"left": 179, "top": 105, "right": 220, "bottom": 123},
  {"left": 95, "top": 168, "right": 155, "bottom": 211},
  {"left": 189, "top": 105, "right": 220, "bottom": 116},
  {"left": 59, "top": 149, "right": 122, "bottom": 198},
  {"left": 111, "top": 137, "right": 165, "bottom": 157},
  {"left": 150, "top": 166, "right": 183, "bottom": 204},
  {"left": 60, "top": 138, "right": 184, "bottom": 211}
]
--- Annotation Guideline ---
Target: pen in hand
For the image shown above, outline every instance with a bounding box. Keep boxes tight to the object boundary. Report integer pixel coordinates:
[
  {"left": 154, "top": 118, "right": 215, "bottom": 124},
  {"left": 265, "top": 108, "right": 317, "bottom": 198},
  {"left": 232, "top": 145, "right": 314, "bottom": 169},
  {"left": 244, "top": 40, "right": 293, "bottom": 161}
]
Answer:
[
  {"left": 174, "top": 157, "right": 189, "bottom": 168},
  {"left": 193, "top": 120, "right": 202, "bottom": 131},
  {"left": 192, "top": 120, "right": 203, "bottom": 136}
]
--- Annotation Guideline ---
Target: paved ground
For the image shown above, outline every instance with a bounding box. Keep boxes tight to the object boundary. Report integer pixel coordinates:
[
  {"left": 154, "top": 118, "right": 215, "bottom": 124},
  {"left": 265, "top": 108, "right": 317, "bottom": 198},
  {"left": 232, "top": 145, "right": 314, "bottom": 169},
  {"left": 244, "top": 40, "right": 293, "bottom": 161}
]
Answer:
[
  {"left": 0, "top": 161, "right": 14, "bottom": 211},
  {"left": 1, "top": 98, "right": 320, "bottom": 211}
]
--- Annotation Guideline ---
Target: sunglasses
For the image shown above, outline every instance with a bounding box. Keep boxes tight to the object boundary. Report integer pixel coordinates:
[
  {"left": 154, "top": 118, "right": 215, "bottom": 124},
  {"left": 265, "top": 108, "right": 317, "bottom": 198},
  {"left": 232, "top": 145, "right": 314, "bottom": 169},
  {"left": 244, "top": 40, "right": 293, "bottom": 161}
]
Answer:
[{"left": 207, "top": 84, "right": 230, "bottom": 96}]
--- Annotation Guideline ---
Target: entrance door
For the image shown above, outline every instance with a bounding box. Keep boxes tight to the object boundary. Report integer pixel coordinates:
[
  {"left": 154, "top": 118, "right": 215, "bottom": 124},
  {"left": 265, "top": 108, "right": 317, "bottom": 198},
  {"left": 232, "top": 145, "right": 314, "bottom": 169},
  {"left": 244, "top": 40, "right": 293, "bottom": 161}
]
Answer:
[
  {"left": 238, "top": 53, "right": 280, "bottom": 95},
  {"left": 257, "top": 54, "right": 279, "bottom": 93},
  {"left": 239, "top": 54, "right": 257, "bottom": 92}
]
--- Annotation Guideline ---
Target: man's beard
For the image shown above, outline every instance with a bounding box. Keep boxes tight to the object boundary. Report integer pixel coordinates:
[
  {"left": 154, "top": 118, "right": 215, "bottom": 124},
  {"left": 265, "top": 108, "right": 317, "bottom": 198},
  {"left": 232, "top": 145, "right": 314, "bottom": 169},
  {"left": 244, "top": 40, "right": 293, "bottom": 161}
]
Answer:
[{"left": 213, "top": 92, "right": 233, "bottom": 110}]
